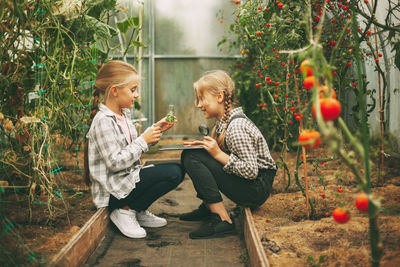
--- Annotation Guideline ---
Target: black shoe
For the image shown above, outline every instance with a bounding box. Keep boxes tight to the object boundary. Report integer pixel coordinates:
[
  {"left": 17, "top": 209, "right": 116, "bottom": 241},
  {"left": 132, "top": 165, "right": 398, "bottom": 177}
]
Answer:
[
  {"left": 189, "top": 213, "right": 236, "bottom": 239},
  {"left": 179, "top": 203, "right": 212, "bottom": 221}
]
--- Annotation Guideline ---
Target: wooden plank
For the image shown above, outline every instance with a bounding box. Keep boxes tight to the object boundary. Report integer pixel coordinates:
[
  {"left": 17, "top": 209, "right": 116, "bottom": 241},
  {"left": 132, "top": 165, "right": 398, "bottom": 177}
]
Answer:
[
  {"left": 50, "top": 207, "right": 109, "bottom": 267},
  {"left": 243, "top": 207, "right": 270, "bottom": 267}
]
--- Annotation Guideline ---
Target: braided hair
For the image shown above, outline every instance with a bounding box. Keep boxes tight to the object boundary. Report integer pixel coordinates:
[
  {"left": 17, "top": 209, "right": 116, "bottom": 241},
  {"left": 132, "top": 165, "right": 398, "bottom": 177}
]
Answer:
[
  {"left": 194, "top": 70, "right": 236, "bottom": 151},
  {"left": 83, "top": 60, "right": 138, "bottom": 185}
]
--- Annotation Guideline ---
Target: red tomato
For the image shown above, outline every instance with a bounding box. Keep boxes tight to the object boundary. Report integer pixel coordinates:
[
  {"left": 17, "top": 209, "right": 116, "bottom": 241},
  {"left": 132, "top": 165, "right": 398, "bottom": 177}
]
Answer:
[
  {"left": 300, "top": 59, "right": 313, "bottom": 77},
  {"left": 298, "top": 130, "right": 321, "bottom": 149},
  {"left": 303, "top": 76, "right": 316, "bottom": 90},
  {"left": 312, "top": 98, "right": 341, "bottom": 121},
  {"left": 355, "top": 193, "right": 369, "bottom": 213},
  {"left": 332, "top": 208, "right": 351, "bottom": 224}
]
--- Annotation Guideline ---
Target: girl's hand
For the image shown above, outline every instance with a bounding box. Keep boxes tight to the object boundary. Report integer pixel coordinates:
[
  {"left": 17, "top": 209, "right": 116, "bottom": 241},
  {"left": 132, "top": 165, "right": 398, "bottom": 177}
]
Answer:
[
  {"left": 183, "top": 140, "right": 204, "bottom": 148},
  {"left": 155, "top": 117, "right": 177, "bottom": 132},
  {"left": 142, "top": 126, "right": 162, "bottom": 144},
  {"left": 183, "top": 136, "right": 223, "bottom": 157},
  {"left": 183, "top": 136, "right": 230, "bottom": 165},
  {"left": 201, "top": 136, "right": 222, "bottom": 158}
]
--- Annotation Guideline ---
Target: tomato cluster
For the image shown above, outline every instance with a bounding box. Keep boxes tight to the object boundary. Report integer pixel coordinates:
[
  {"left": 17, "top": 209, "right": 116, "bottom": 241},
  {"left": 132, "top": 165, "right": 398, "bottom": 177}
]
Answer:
[
  {"left": 298, "top": 59, "right": 342, "bottom": 150},
  {"left": 332, "top": 193, "right": 369, "bottom": 224}
]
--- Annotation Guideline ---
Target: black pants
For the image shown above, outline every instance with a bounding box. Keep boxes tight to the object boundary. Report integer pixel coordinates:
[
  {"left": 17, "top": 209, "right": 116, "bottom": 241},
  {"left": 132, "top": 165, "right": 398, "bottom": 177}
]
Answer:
[
  {"left": 108, "top": 163, "right": 184, "bottom": 212},
  {"left": 181, "top": 149, "right": 276, "bottom": 208}
]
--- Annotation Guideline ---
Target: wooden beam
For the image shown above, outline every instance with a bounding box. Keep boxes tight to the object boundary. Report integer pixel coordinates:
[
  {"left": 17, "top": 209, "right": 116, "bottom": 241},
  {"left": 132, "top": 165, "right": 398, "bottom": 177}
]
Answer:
[
  {"left": 50, "top": 207, "right": 109, "bottom": 267},
  {"left": 243, "top": 207, "right": 270, "bottom": 267}
]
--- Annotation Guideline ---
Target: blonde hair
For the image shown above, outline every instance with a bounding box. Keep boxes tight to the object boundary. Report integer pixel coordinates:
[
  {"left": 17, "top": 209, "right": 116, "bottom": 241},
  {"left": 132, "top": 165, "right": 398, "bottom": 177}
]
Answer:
[
  {"left": 193, "top": 70, "right": 235, "bottom": 151},
  {"left": 84, "top": 60, "right": 138, "bottom": 185}
]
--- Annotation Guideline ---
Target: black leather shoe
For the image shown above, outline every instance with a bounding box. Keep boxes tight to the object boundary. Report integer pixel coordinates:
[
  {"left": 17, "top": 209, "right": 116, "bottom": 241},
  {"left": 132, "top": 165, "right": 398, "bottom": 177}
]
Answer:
[
  {"left": 189, "top": 213, "right": 236, "bottom": 239},
  {"left": 179, "top": 203, "right": 212, "bottom": 221}
]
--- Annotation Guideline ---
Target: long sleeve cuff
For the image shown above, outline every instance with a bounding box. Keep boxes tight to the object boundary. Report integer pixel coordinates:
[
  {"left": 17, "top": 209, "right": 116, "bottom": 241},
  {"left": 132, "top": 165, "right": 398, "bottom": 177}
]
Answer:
[
  {"left": 136, "top": 136, "right": 149, "bottom": 153},
  {"left": 223, "top": 153, "right": 237, "bottom": 173}
]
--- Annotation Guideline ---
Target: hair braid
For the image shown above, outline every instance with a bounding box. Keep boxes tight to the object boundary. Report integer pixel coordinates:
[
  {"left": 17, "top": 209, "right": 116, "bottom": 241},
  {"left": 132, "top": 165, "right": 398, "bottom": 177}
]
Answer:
[{"left": 216, "top": 92, "right": 234, "bottom": 150}]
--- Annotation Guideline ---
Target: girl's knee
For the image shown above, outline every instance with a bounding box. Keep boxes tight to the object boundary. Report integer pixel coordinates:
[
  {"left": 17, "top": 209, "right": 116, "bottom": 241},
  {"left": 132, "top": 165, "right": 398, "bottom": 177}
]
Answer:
[
  {"left": 181, "top": 149, "right": 208, "bottom": 166},
  {"left": 169, "top": 163, "right": 185, "bottom": 185},
  {"left": 181, "top": 149, "right": 194, "bottom": 162}
]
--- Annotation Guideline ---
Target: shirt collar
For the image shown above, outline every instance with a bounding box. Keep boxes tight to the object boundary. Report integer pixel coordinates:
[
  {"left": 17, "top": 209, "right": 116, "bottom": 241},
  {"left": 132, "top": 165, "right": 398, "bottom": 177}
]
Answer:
[
  {"left": 216, "top": 106, "right": 244, "bottom": 134},
  {"left": 99, "top": 103, "right": 131, "bottom": 118}
]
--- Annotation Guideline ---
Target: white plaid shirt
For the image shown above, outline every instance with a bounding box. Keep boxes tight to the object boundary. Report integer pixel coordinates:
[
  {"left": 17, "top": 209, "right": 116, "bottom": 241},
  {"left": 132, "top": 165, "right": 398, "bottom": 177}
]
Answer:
[
  {"left": 218, "top": 107, "right": 277, "bottom": 179},
  {"left": 86, "top": 103, "right": 149, "bottom": 208}
]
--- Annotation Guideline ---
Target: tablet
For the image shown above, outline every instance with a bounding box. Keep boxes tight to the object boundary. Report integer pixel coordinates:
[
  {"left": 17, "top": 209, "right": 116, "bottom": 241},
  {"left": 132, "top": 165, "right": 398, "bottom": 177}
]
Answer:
[{"left": 158, "top": 145, "right": 204, "bottom": 151}]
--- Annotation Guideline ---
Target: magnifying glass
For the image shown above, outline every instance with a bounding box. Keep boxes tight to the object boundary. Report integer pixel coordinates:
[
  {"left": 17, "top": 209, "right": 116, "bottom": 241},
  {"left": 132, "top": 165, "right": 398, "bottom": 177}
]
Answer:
[{"left": 198, "top": 124, "right": 209, "bottom": 136}]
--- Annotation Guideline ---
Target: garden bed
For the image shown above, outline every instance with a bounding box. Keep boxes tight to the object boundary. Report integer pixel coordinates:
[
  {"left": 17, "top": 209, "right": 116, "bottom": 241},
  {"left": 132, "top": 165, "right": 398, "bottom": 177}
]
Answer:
[
  {"left": 252, "top": 150, "right": 400, "bottom": 266},
  {"left": 2, "top": 150, "right": 96, "bottom": 265}
]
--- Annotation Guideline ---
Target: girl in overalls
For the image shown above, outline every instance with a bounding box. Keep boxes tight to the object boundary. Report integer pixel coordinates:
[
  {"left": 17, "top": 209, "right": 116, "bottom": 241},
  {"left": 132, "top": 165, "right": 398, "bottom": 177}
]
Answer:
[{"left": 180, "top": 70, "right": 277, "bottom": 239}]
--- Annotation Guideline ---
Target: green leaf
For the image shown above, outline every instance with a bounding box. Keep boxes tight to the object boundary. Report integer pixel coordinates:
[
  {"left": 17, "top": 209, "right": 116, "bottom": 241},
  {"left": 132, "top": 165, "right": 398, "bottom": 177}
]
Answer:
[
  {"left": 307, "top": 255, "right": 316, "bottom": 265},
  {"left": 116, "top": 17, "right": 140, "bottom": 33},
  {"left": 134, "top": 100, "right": 141, "bottom": 110},
  {"left": 84, "top": 15, "right": 116, "bottom": 40},
  {"left": 131, "top": 40, "right": 145, "bottom": 47},
  {"left": 318, "top": 255, "right": 327, "bottom": 263},
  {"left": 86, "top": 0, "right": 117, "bottom": 19},
  {"left": 217, "top": 37, "right": 227, "bottom": 47}
]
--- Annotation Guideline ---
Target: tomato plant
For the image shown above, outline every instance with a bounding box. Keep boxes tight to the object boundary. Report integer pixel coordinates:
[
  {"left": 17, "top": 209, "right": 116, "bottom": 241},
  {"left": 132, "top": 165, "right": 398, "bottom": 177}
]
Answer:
[{"left": 222, "top": 1, "right": 400, "bottom": 266}]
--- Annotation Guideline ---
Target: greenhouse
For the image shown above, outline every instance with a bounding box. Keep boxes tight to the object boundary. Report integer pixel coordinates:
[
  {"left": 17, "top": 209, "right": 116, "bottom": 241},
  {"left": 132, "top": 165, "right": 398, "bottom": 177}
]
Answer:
[{"left": 1, "top": 0, "right": 399, "bottom": 266}]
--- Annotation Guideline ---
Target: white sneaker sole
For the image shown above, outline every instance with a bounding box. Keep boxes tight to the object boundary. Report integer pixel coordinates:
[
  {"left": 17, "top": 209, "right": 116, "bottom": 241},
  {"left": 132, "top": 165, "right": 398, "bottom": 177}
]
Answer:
[
  {"left": 110, "top": 212, "right": 146, "bottom": 238},
  {"left": 138, "top": 219, "right": 167, "bottom": 228}
]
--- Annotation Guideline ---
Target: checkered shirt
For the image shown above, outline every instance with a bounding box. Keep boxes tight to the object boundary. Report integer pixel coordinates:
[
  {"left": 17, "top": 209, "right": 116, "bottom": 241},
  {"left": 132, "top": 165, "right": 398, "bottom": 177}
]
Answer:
[
  {"left": 217, "top": 107, "right": 277, "bottom": 179},
  {"left": 86, "top": 103, "right": 149, "bottom": 208}
]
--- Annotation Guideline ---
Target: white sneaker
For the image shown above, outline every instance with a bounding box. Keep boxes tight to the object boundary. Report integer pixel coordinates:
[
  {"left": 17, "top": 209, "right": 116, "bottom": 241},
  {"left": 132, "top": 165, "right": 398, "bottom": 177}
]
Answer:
[
  {"left": 136, "top": 210, "right": 167, "bottom": 228},
  {"left": 110, "top": 209, "right": 146, "bottom": 238}
]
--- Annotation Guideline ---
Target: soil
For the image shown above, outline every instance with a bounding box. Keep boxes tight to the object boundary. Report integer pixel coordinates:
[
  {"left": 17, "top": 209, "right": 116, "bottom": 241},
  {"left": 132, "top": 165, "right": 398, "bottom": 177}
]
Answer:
[
  {"left": 1, "top": 148, "right": 95, "bottom": 265},
  {"left": 253, "top": 149, "right": 400, "bottom": 267}
]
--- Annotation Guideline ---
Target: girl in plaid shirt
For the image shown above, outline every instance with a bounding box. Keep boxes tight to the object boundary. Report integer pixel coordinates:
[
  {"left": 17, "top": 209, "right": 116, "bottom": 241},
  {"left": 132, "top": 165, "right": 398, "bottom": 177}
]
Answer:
[
  {"left": 84, "top": 61, "right": 184, "bottom": 238},
  {"left": 180, "top": 70, "right": 277, "bottom": 239}
]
